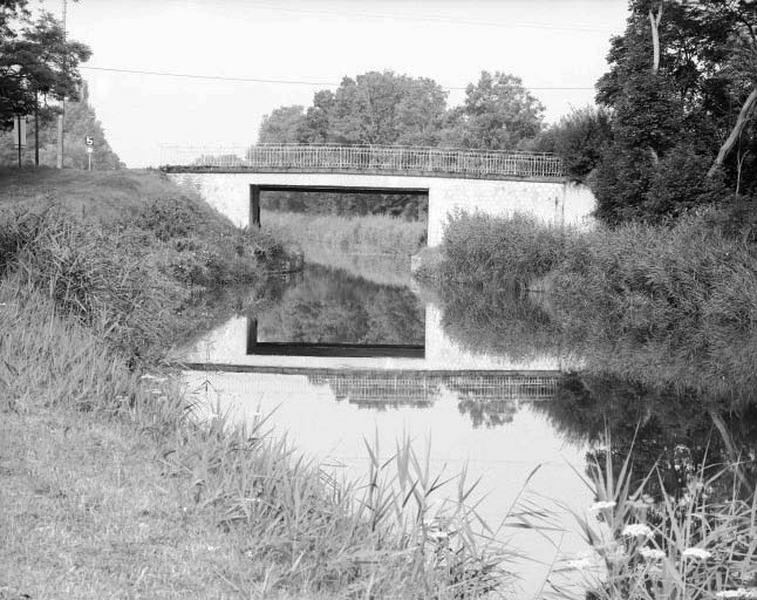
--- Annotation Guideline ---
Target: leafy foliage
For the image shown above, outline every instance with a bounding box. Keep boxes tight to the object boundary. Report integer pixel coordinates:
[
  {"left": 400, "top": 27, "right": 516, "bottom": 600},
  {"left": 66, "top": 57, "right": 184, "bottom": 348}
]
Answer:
[
  {"left": 0, "top": 7, "right": 90, "bottom": 128},
  {"left": 0, "top": 83, "right": 123, "bottom": 168},
  {"left": 257, "top": 69, "right": 545, "bottom": 151},
  {"left": 592, "top": 0, "right": 757, "bottom": 224}
]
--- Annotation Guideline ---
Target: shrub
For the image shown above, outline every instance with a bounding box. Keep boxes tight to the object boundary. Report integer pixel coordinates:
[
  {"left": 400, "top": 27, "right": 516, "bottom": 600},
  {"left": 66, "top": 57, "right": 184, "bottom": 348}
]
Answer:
[
  {"left": 440, "top": 211, "right": 567, "bottom": 292},
  {"left": 550, "top": 106, "right": 612, "bottom": 182}
]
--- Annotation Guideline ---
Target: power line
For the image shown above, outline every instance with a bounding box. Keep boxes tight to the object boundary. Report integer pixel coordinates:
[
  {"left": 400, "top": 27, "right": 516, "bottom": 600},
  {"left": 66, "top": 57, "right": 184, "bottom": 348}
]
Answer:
[
  {"left": 249, "top": 2, "right": 612, "bottom": 34},
  {"left": 79, "top": 65, "right": 596, "bottom": 91}
]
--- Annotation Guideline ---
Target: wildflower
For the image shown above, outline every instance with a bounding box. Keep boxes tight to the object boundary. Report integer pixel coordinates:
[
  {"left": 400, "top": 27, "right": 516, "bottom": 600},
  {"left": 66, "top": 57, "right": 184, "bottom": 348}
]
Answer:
[
  {"left": 682, "top": 547, "right": 711, "bottom": 560},
  {"left": 715, "top": 589, "right": 757, "bottom": 599},
  {"left": 639, "top": 547, "right": 665, "bottom": 561},
  {"left": 590, "top": 500, "right": 616, "bottom": 513},
  {"left": 622, "top": 523, "right": 653, "bottom": 538},
  {"left": 140, "top": 373, "right": 167, "bottom": 382},
  {"left": 567, "top": 557, "right": 594, "bottom": 570}
]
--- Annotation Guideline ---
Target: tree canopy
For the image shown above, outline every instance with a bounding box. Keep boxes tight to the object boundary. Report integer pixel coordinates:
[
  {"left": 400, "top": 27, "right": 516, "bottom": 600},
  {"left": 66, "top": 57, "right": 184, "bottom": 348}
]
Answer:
[
  {"left": 0, "top": 82, "right": 123, "bottom": 168},
  {"left": 591, "top": 0, "right": 757, "bottom": 224},
  {"left": 0, "top": 2, "right": 91, "bottom": 129},
  {"left": 256, "top": 70, "right": 544, "bottom": 151}
]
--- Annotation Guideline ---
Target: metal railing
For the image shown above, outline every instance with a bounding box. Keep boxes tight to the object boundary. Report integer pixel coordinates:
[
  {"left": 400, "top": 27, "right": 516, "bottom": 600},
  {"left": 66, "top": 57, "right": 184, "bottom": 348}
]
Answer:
[{"left": 160, "top": 144, "right": 564, "bottom": 179}]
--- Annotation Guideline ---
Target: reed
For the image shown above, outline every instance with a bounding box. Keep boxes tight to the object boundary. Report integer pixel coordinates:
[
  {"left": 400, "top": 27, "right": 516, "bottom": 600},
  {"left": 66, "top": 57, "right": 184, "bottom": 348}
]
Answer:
[
  {"left": 555, "top": 437, "right": 757, "bottom": 600},
  {"left": 0, "top": 170, "right": 520, "bottom": 598},
  {"left": 262, "top": 211, "right": 426, "bottom": 259},
  {"left": 435, "top": 211, "right": 757, "bottom": 399}
]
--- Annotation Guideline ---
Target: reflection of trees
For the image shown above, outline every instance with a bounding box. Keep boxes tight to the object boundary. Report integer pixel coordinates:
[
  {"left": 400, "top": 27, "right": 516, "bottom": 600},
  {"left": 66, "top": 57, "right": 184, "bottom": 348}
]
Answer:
[
  {"left": 534, "top": 373, "right": 757, "bottom": 502},
  {"left": 439, "top": 268, "right": 757, "bottom": 402},
  {"left": 306, "top": 373, "right": 560, "bottom": 421},
  {"left": 450, "top": 375, "right": 558, "bottom": 428},
  {"left": 256, "top": 264, "right": 424, "bottom": 345},
  {"left": 308, "top": 373, "right": 440, "bottom": 410},
  {"left": 439, "top": 282, "right": 563, "bottom": 362}
]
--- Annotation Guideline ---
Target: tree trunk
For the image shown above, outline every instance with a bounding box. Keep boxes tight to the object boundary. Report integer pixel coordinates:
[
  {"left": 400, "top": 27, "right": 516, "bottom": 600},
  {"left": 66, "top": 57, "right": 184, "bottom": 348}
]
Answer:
[
  {"left": 649, "top": 3, "right": 663, "bottom": 73},
  {"left": 708, "top": 87, "right": 757, "bottom": 178}
]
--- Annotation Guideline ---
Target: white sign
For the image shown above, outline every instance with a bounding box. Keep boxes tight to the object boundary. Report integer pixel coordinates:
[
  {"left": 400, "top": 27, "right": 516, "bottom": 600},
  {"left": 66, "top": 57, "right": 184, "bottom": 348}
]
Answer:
[
  {"left": 12, "top": 116, "right": 27, "bottom": 148},
  {"left": 86, "top": 147, "right": 94, "bottom": 154},
  {"left": 85, "top": 136, "right": 94, "bottom": 146}
]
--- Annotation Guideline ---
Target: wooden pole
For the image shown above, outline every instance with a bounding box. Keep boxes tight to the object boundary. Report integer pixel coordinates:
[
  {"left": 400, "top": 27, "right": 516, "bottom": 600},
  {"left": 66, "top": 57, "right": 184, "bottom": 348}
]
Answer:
[
  {"left": 17, "top": 116, "right": 22, "bottom": 168},
  {"left": 34, "top": 104, "right": 39, "bottom": 166}
]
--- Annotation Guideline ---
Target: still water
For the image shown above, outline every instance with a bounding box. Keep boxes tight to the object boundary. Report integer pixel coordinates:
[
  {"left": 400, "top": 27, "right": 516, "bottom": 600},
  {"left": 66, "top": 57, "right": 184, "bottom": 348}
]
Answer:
[{"left": 176, "top": 256, "right": 757, "bottom": 597}]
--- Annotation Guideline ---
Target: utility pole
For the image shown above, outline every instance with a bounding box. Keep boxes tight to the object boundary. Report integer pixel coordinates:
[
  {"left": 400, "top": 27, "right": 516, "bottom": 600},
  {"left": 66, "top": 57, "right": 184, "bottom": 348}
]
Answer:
[{"left": 56, "top": 0, "right": 67, "bottom": 169}]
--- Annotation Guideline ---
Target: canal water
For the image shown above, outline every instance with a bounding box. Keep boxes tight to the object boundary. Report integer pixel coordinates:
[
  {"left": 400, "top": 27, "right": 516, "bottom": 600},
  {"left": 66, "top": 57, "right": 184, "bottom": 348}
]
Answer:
[{"left": 176, "top": 251, "right": 757, "bottom": 598}]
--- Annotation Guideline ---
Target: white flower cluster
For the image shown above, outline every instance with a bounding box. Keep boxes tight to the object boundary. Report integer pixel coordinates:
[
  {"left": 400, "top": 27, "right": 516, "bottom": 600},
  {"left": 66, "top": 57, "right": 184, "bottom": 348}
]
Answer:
[
  {"left": 622, "top": 523, "right": 653, "bottom": 538},
  {"left": 639, "top": 547, "right": 665, "bottom": 560},
  {"left": 682, "top": 547, "right": 712, "bottom": 560},
  {"left": 589, "top": 500, "right": 616, "bottom": 513},
  {"left": 715, "top": 589, "right": 757, "bottom": 599}
]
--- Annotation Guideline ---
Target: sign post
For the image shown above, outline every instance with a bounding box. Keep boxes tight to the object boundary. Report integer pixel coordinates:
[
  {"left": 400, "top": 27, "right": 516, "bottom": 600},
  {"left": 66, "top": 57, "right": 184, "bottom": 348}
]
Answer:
[
  {"left": 12, "top": 116, "right": 27, "bottom": 168},
  {"left": 85, "top": 136, "right": 94, "bottom": 171}
]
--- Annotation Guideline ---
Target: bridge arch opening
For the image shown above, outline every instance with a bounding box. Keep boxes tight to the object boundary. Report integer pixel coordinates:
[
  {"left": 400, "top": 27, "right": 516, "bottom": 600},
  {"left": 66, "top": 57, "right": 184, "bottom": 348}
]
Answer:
[{"left": 250, "top": 184, "right": 429, "bottom": 228}]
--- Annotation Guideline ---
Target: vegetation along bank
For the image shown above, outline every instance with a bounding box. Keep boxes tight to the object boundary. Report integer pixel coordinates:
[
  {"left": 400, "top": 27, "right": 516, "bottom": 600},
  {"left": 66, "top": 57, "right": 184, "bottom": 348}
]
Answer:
[{"left": 0, "top": 168, "right": 510, "bottom": 599}]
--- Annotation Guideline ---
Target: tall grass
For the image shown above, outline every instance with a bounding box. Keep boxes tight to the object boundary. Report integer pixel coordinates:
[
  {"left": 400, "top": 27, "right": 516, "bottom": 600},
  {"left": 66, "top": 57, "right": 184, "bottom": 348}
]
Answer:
[
  {"left": 435, "top": 211, "right": 757, "bottom": 399},
  {"left": 440, "top": 211, "right": 567, "bottom": 293},
  {"left": 263, "top": 211, "right": 427, "bottom": 259},
  {"left": 555, "top": 439, "right": 757, "bottom": 600},
  {"left": 0, "top": 171, "right": 519, "bottom": 598}
]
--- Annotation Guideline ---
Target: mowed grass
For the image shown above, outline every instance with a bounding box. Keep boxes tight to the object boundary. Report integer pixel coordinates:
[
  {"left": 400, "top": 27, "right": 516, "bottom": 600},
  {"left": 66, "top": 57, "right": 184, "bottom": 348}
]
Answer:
[
  {"left": 0, "top": 170, "right": 513, "bottom": 599},
  {"left": 0, "top": 167, "right": 228, "bottom": 230}
]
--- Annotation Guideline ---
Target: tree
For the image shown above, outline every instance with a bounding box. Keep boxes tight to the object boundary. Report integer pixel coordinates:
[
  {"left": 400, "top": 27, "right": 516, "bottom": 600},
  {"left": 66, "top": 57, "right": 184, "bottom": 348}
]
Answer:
[
  {"left": 0, "top": 10, "right": 91, "bottom": 129},
  {"left": 298, "top": 90, "right": 334, "bottom": 143},
  {"left": 446, "top": 71, "right": 545, "bottom": 150},
  {"left": 0, "top": 82, "right": 123, "bottom": 168},
  {"left": 593, "top": 0, "right": 757, "bottom": 224},
  {"left": 532, "top": 106, "right": 613, "bottom": 182},
  {"left": 327, "top": 71, "right": 447, "bottom": 145},
  {"left": 258, "top": 105, "right": 306, "bottom": 144}
]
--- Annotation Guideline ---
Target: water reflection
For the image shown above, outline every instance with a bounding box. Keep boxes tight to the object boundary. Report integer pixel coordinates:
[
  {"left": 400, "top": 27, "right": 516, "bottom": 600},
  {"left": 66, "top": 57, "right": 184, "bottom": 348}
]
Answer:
[
  {"left": 255, "top": 263, "right": 425, "bottom": 346},
  {"left": 177, "top": 256, "right": 757, "bottom": 597},
  {"left": 536, "top": 372, "right": 757, "bottom": 503},
  {"left": 306, "top": 371, "right": 558, "bottom": 428}
]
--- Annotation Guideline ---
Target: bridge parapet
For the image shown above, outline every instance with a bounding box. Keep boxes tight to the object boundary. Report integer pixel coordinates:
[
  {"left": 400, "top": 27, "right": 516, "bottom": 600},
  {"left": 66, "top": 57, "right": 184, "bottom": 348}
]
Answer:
[{"left": 161, "top": 144, "right": 564, "bottom": 180}]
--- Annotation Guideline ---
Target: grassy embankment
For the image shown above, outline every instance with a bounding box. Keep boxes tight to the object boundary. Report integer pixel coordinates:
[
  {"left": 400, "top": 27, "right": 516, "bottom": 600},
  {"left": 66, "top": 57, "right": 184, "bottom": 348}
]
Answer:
[
  {"left": 262, "top": 211, "right": 426, "bottom": 287},
  {"left": 425, "top": 211, "right": 757, "bottom": 399},
  {"left": 0, "top": 169, "right": 509, "bottom": 599},
  {"left": 426, "top": 211, "right": 757, "bottom": 599}
]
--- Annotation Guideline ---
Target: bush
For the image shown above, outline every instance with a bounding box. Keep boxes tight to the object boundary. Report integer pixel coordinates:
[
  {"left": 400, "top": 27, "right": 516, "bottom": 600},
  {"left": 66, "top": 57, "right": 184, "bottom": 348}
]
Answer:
[
  {"left": 549, "top": 106, "right": 612, "bottom": 182},
  {"left": 435, "top": 212, "right": 757, "bottom": 399},
  {"left": 440, "top": 211, "right": 567, "bottom": 292}
]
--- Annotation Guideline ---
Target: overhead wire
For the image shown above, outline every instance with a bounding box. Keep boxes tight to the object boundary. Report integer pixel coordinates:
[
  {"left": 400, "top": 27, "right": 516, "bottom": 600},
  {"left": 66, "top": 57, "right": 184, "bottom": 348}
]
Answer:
[{"left": 78, "top": 66, "right": 596, "bottom": 91}]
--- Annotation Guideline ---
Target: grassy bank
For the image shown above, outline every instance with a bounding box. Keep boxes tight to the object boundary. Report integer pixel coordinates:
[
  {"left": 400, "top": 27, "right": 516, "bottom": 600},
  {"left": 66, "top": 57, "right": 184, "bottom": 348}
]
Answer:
[
  {"left": 432, "top": 211, "right": 757, "bottom": 400},
  {"left": 1, "top": 169, "right": 508, "bottom": 599}
]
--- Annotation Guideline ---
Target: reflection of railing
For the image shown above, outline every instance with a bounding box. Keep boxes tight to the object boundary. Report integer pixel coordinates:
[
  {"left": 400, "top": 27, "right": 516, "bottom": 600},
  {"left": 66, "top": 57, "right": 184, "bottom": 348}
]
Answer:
[
  {"left": 160, "top": 144, "right": 564, "bottom": 180},
  {"left": 308, "top": 372, "right": 559, "bottom": 408}
]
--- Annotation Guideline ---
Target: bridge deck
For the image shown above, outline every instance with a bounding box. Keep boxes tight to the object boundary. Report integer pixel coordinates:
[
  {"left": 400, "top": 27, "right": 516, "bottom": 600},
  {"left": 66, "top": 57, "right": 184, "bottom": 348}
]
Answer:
[{"left": 160, "top": 144, "right": 564, "bottom": 181}]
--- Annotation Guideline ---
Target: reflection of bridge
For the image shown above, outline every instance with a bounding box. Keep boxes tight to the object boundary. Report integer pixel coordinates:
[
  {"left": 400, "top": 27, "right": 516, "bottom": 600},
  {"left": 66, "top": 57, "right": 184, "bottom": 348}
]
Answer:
[
  {"left": 308, "top": 371, "right": 558, "bottom": 405},
  {"left": 306, "top": 371, "right": 559, "bottom": 428},
  {"left": 161, "top": 144, "right": 596, "bottom": 246}
]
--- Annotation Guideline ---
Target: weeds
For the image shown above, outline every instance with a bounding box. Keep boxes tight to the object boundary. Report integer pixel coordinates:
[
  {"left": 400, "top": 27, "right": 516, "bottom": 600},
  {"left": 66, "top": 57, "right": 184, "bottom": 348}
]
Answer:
[
  {"left": 435, "top": 211, "right": 757, "bottom": 399},
  {"left": 553, "top": 436, "right": 757, "bottom": 600},
  {"left": 1, "top": 170, "right": 514, "bottom": 598},
  {"left": 262, "top": 210, "right": 426, "bottom": 260}
]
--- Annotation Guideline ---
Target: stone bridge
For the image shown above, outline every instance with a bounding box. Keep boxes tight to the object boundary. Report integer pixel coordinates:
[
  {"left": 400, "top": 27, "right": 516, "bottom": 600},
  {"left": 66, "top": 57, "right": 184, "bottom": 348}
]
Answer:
[{"left": 161, "top": 144, "right": 596, "bottom": 246}]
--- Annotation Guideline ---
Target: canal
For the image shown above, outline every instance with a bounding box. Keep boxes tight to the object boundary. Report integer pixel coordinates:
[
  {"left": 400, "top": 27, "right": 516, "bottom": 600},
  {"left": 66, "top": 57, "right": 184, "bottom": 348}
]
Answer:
[{"left": 174, "top": 218, "right": 757, "bottom": 598}]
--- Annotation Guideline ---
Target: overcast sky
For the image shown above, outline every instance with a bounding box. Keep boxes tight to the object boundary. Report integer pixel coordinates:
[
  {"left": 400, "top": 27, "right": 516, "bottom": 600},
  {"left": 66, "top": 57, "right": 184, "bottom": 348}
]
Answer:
[{"left": 40, "top": 0, "right": 629, "bottom": 167}]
